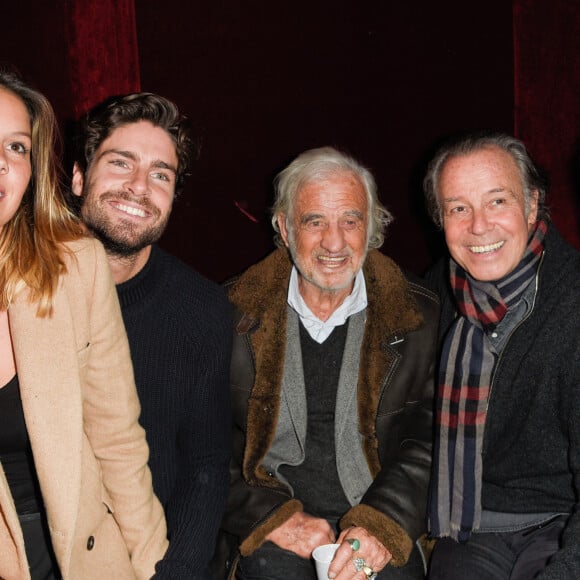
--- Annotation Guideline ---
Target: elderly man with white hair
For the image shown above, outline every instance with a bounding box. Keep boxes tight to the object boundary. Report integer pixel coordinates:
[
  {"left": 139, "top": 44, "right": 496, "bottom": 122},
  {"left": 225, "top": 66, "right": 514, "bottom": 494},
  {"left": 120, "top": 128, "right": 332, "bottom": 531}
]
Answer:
[{"left": 212, "top": 146, "right": 439, "bottom": 580}]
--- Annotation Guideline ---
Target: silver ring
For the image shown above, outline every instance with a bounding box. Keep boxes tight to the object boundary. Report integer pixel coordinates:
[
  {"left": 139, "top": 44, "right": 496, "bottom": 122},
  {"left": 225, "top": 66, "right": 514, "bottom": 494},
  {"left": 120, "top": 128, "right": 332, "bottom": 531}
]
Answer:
[
  {"left": 353, "top": 557, "right": 366, "bottom": 572},
  {"left": 353, "top": 557, "right": 377, "bottom": 579}
]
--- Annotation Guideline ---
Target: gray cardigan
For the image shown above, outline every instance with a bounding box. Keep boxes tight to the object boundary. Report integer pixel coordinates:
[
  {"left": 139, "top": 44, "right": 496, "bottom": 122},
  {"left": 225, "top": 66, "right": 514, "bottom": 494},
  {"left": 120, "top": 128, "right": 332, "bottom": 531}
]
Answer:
[{"left": 264, "top": 307, "right": 373, "bottom": 505}]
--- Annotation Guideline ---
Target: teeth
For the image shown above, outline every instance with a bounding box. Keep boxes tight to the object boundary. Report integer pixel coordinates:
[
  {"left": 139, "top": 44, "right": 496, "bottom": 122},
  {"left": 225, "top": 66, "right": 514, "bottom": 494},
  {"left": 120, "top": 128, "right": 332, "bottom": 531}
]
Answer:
[
  {"left": 469, "top": 241, "right": 504, "bottom": 254},
  {"left": 116, "top": 203, "right": 146, "bottom": 218}
]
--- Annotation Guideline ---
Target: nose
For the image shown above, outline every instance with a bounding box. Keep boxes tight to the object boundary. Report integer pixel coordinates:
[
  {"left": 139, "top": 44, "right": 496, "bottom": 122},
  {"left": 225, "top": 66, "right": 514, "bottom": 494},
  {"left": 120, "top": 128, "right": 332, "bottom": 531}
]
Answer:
[
  {"left": 125, "top": 169, "right": 150, "bottom": 196},
  {"left": 469, "top": 208, "right": 491, "bottom": 235},
  {"left": 0, "top": 150, "right": 8, "bottom": 174},
  {"left": 320, "top": 221, "right": 346, "bottom": 253}
]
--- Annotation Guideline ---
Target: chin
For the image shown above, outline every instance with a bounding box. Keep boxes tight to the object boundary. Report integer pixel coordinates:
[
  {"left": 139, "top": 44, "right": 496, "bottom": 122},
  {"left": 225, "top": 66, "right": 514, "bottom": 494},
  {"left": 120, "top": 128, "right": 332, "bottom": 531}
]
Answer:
[
  {"left": 467, "top": 267, "right": 509, "bottom": 282},
  {"left": 317, "top": 276, "right": 355, "bottom": 292}
]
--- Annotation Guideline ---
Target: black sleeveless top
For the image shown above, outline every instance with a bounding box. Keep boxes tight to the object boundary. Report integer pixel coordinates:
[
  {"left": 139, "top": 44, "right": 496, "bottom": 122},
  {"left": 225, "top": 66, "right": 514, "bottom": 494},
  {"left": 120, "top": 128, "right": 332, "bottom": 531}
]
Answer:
[
  {"left": 0, "top": 376, "right": 61, "bottom": 578},
  {"left": 0, "top": 375, "right": 44, "bottom": 514}
]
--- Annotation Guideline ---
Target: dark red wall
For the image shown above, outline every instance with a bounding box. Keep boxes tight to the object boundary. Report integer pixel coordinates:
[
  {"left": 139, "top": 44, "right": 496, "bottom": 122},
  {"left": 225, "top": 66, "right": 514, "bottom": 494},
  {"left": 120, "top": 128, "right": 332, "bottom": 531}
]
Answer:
[
  {"left": 4, "top": 1, "right": 516, "bottom": 281},
  {"left": 136, "top": 1, "right": 514, "bottom": 280}
]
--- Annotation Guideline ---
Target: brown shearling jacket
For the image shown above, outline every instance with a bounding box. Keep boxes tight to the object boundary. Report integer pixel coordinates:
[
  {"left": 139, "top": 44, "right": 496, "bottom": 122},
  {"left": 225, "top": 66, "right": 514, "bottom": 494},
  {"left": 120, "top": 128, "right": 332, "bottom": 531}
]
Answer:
[{"left": 213, "top": 248, "right": 438, "bottom": 578}]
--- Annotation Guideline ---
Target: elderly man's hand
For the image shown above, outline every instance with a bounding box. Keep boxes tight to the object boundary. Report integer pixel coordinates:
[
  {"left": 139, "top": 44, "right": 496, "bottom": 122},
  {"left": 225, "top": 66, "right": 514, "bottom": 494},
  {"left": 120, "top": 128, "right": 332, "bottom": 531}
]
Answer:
[
  {"left": 265, "top": 511, "right": 335, "bottom": 559},
  {"left": 328, "top": 526, "right": 392, "bottom": 579}
]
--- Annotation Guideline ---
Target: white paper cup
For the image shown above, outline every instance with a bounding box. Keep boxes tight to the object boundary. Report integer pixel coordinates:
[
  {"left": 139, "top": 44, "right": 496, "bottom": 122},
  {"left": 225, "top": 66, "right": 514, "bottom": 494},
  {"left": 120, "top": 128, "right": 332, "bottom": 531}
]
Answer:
[{"left": 312, "top": 543, "right": 340, "bottom": 580}]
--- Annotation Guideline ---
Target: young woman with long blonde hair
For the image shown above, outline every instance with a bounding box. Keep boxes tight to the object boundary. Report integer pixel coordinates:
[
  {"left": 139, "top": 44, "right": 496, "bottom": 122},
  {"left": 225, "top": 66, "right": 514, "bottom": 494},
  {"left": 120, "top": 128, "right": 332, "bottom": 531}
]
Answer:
[{"left": 0, "top": 71, "right": 167, "bottom": 580}]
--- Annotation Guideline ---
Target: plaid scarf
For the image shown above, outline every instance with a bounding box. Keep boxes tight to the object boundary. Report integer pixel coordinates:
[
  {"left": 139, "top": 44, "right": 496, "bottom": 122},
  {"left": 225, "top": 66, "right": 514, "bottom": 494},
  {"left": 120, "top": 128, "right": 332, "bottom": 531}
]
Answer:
[{"left": 429, "top": 220, "right": 547, "bottom": 542}]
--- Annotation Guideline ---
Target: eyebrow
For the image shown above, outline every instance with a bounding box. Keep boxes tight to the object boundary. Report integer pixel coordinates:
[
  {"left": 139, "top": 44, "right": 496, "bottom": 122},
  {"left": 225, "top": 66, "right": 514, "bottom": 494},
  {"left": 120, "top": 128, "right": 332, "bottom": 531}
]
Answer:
[
  {"left": 300, "top": 212, "right": 324, "bottom": 224},
  {"left": 99, "top": 148, "right": 178, "bottom": 174},
  {"left": 442, "top": 187, "right": 514, "bottom": 203},
  {"left": 299, "top": 209, "right": 364, "bottom": 224}
]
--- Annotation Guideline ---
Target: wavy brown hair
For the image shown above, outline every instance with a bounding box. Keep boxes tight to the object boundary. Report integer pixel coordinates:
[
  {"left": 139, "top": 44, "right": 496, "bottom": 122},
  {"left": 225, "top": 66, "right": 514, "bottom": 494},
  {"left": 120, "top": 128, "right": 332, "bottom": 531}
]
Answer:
[
  {"left": 74, "top": 93, "right": 193, "bottom": 196},
  {"left": 0, "top": 71, "right": 83, "bottom": 316}
]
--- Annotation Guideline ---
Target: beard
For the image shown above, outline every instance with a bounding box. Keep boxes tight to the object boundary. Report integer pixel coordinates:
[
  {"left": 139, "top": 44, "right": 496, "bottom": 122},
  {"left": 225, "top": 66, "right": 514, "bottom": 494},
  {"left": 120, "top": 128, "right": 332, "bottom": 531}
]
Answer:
[
  {"left": 286, "top": 231, "right": 365, "bottom": 294},
  {"left": 80, "top": 187, "right": 171, "bottom": 258}
]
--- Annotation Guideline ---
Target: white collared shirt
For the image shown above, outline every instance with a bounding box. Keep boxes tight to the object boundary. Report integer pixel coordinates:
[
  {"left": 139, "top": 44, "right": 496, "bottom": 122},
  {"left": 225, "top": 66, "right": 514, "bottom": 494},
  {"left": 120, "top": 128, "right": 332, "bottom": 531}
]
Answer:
[{"left": 287, "top": 267, "right": 368, "bottom": 343}]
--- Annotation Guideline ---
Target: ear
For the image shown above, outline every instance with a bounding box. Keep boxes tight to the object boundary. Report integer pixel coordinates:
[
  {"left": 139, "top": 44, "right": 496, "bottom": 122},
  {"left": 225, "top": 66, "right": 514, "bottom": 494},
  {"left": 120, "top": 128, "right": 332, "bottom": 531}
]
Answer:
[
  {"left": 71, "top": 162, "right": 84, "bottom": 197},
  {"left": 527, "top": 189, "right": 539, "bottom": 226},
  {"left": 277, "top": 214, "right": 290, "bottom": 248}
]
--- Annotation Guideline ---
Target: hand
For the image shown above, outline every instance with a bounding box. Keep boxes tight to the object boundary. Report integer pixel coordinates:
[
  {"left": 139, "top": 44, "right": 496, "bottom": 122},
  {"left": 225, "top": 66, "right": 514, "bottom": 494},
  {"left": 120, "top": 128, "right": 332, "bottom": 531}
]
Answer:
[
  {"left": 328, "top": 527, "right": 392, "bottom": 579},
  {"left": 265, "top": 511, "right": 335, "bottom": 559}
]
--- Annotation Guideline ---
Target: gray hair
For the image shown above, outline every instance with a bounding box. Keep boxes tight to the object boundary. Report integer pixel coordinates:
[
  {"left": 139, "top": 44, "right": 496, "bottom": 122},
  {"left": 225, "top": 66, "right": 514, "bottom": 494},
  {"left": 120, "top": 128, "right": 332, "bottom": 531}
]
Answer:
[
  {"left": 423, "top": 131, "right": 549, "bottom": 228},
  {"left": 271, "top": 146, "right": 393, "bottom": 248}
]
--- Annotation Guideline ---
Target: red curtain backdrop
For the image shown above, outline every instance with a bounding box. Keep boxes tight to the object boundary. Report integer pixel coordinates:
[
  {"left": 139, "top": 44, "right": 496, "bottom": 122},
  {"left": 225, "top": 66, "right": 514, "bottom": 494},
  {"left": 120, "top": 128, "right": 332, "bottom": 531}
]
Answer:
[
  {"left": 63, "top": 0, "right": 141, "bottom": 118},
  {"left": 513, "top": 0, "right": 580, "bottom": 248}
]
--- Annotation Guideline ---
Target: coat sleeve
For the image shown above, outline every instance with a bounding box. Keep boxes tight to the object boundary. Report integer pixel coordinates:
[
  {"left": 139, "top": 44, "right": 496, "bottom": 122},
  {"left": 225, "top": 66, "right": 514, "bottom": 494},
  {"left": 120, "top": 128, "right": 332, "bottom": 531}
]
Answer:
[
  {"left": 218, "top": 320, "right": 303, "bottom": 559},
  {"left": 79, "top": 241, "right": 168, "bottom": 579},
  {"left": 537, "top": 337, "right": 580, "bottom": 579},
  {"left": 220, "top": 429, "right": 303, "bottom": 558}
]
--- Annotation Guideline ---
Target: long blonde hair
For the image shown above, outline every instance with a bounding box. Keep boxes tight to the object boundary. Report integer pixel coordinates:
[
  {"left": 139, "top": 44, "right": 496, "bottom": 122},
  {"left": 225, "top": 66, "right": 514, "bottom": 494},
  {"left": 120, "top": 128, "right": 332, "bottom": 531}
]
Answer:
[{"left": 0, "top": 72, "right": 83, "bottom": 316}]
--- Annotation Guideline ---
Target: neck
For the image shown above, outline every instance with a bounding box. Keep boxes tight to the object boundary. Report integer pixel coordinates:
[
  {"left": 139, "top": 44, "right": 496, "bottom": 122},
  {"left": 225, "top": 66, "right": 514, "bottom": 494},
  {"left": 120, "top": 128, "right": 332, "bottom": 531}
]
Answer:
[
  {"left": 298, "top": 278, "right": 353, "bottom": 322},
  {"left": 107, "top": 246, "right": 152, "bottom": 284}
]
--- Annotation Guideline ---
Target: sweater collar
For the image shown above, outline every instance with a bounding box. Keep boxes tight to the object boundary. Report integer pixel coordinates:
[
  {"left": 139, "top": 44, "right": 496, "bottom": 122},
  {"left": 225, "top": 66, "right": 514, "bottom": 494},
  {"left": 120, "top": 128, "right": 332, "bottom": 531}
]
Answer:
[{"left": 116, "top": 244, "right": 161, "bottom": 309}]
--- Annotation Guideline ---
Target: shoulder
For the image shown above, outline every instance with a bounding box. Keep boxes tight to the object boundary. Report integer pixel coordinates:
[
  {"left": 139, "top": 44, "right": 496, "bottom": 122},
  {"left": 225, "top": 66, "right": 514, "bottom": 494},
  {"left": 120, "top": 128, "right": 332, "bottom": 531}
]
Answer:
[
  {"left": 145, "top": 249, "right": 232, "bottom": 342},
  {"left": 542, "top": 226, "right": 580, "bottom": 278},
  {"left": 364, "top": 250, "right": 439, "bottom": 334},
  {"left": 403, "top": 269, "right": 440, "bottom": 317},
  {"left": 226, "top": 249, "right": 292, "bottom": 317},
  {"left": 154, "top": 246, "right": 230, "bottom": 309},
  {"left": 59, "top": 237, "right": 112, "bottom": 288},
  {"left": 536, "top": 226, "right": 580, "bottom": 309}
]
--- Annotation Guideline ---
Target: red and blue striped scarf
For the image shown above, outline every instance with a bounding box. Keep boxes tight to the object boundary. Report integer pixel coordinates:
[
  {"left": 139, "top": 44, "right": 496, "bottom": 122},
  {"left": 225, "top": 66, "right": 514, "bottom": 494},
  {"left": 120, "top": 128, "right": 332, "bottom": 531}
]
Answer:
[{"left": 429, "top": 220, "right": 547, "bottom": 542}]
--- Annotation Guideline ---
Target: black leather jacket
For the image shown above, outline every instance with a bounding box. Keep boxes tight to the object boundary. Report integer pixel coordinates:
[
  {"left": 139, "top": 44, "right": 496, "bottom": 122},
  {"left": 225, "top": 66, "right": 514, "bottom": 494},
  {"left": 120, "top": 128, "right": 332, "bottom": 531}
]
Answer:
[{"left": 212, "top": 249, "right": 439, "bottom": 579}]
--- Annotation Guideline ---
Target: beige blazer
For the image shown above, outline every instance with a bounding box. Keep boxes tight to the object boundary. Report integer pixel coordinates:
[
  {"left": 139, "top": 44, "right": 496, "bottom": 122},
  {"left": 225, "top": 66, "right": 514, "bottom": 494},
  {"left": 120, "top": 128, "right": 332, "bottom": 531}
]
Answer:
[{"left": 0, "top": 238, "right": 168, "bottom": 580}]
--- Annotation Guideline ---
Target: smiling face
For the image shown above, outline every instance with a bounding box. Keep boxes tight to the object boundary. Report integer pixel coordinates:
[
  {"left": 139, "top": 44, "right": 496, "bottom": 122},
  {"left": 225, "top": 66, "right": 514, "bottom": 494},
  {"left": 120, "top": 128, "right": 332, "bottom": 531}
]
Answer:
[
  {"left": 0, "top": 88, "right": 32, "bottom": 235},
  {"left": 438, "top": 146, "right": 538, "bottom": 282},
  {"left": 278, "top": 171, "right": 368, "bottom": 306},
  {"left": 72, "top": 120, "right": 178, "bottom": 257}
]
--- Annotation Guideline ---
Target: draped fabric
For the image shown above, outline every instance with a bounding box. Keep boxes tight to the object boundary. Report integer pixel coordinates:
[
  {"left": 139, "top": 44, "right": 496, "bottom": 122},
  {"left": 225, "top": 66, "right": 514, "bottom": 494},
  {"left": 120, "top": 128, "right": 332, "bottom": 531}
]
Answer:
[
  {"left": 63, "top": 0, "right": 141, "bottom": 118},
  {"left": 513, "top": 0, "right": 580, "bottom": 249}
]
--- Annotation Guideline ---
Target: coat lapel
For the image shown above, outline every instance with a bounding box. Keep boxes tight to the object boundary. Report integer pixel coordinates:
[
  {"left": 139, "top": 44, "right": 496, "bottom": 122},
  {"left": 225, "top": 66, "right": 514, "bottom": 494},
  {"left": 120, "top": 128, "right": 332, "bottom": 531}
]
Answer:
[
  {"left": 357, "top": 251, "right": 423, "bottom": 475},
  {"left": 8, "top": 286, "right": 83, "bottom": 571}
]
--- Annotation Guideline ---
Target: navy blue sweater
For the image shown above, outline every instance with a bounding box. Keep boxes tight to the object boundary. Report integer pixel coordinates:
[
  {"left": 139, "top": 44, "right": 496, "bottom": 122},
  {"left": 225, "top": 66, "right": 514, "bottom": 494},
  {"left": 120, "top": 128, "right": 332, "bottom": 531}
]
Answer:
[{"left": 117, "top": 245, "right": 232, "bottom": 579}]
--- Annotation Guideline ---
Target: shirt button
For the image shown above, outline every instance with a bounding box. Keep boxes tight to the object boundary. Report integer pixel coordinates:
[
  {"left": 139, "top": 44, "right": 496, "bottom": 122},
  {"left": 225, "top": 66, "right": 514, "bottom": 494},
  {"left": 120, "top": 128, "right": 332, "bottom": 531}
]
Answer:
[
  {"left": 87, "top": 535, "right": 95, "bottom": 550},
  {"left": 491, "top": 332, "right": 498, "bottom": 338}
]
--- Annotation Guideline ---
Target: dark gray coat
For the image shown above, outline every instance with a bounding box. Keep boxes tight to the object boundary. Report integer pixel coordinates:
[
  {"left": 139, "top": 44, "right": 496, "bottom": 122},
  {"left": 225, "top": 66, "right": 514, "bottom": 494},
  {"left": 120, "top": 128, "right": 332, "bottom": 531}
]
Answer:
[{"left": 426, "top": 225, "right": 580, "bottom": 579}]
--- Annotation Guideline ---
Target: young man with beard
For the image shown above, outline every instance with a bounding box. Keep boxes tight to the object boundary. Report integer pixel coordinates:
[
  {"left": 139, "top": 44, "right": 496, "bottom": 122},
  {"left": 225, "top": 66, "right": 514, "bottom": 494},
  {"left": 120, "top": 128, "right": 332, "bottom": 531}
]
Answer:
[{"left": 71, "top": 93, "right": 232, "bottom": 579}]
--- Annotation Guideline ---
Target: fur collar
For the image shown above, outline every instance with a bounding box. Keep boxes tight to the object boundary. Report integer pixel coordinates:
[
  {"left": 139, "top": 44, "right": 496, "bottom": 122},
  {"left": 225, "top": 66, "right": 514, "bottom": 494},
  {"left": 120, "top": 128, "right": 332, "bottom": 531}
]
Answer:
[{"left": 228, "top": 248, "right": 423, "bottom": 484}]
